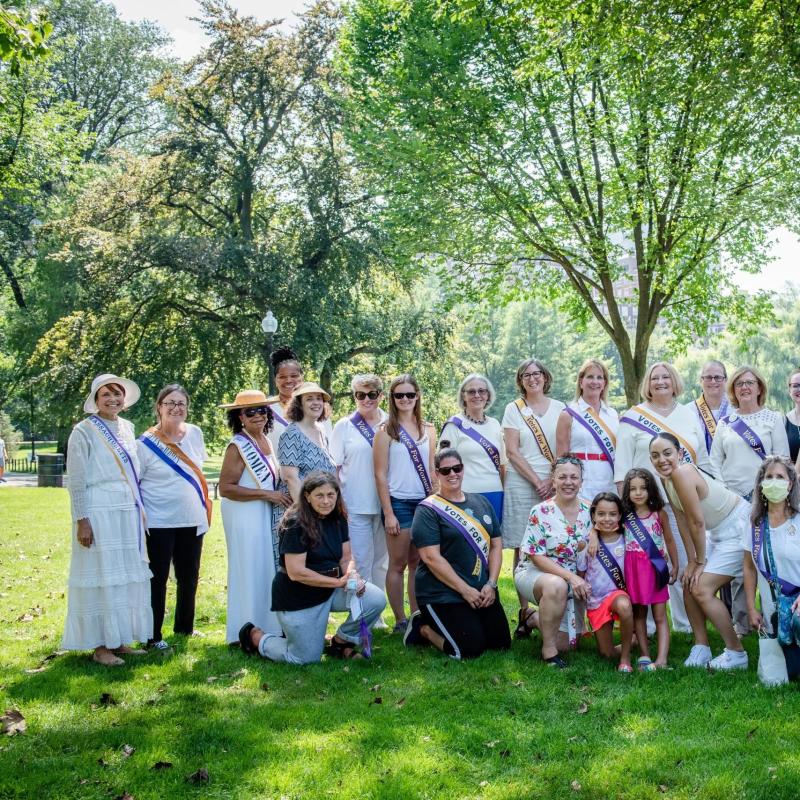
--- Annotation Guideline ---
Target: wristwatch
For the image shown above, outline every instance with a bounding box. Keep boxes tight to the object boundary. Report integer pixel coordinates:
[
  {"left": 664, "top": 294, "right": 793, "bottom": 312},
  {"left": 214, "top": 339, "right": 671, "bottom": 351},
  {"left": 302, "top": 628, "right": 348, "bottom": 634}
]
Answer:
[{"left": 485, "top": 578, "right": 498, "bottom": 589}]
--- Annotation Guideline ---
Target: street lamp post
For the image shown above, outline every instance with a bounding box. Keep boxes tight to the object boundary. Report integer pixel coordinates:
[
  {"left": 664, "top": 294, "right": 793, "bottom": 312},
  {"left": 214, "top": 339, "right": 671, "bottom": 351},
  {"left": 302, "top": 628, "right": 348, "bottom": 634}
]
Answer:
[{"left": 261, "top": 309, "right": 279, "bottom": 395}]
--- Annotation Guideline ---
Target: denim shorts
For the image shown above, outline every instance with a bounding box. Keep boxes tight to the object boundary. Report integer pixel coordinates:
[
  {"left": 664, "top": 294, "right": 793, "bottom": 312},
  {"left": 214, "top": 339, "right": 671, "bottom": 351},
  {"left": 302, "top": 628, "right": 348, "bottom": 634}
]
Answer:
[{"left": 385, "top": 496, "right": 424, "bottom": 530}]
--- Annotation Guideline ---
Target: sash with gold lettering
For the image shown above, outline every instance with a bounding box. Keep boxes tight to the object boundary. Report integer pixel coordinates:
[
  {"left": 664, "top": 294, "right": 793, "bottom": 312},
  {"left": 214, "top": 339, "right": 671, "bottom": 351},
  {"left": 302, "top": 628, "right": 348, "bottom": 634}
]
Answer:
[
  {"left": 398, "top": 424, "right": 433, "bottom": 494},
  {"left": 565, "top": 404, "right": 616, "bottom": 474},
  {"left": 444, "top": 415, "right": 501, "bottom": 473},
  {"left": 694, "top": 396, "right": 729, "bottom": 454},
  {"left": 514, "top": 399, "right": 555, "bottom": 463},
  {"left": 419, "top": 494, "right": 490, "bottom": 570},
  {"left": 619, "top": 405, "right": 697, "bottom": 464},
  {"left": 84, "top": 415, "right": 147, "bottom": 556},
  {"left": 722, "top": 414, "right": 767, "bottom": 460},
  {"left": 139, "top": 428, "right": 212, "bottom": 526},
  {"left": 232, "top": 433, "right": 277, "bottom": 490}
]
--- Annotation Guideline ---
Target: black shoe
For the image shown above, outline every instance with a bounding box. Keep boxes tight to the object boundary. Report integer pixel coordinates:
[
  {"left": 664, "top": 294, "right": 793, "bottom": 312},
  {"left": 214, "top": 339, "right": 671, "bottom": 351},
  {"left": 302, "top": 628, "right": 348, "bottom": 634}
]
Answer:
[
  {"left": 238, "top": 622, "right": 258, "bottom": 655},
  {"left": 403, "top": 611, "right": 426, "bottom": 647},
  {"left": 543, "top": 654, "right": 568, "bottom": 669}
]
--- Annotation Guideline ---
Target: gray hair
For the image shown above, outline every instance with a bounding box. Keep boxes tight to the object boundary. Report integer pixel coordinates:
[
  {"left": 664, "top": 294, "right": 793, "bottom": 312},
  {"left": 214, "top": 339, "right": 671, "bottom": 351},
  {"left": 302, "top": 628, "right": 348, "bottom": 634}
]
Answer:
[
  {"left": 350, "top": 373, "right": 383, "bottom": 393},
  {"left": 457, "top": 373, "right": 496, "bottom": 412}
]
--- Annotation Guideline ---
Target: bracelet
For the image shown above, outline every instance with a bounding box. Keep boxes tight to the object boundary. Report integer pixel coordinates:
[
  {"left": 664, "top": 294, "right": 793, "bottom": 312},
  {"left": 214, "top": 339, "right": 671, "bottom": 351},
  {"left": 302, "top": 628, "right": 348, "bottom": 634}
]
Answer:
[
  {"left": 694, "top": 559, "right": 707, "bottom": 565},
  {"left": 485, "top": 579, "right": 498, "bottom": 590}
]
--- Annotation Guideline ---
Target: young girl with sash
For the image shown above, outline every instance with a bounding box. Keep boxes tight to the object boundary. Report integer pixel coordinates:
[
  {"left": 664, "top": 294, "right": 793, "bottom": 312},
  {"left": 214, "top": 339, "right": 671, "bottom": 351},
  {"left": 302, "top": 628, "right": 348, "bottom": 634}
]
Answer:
[
  {"left": 501, "top": 358, "right": 565, "bottom": 638},
  {"left": 744, "top": 456, "right": 800, "bottom": 681},
  {"left": 438, "top": 373, "right": 506, "bottom": 521},
  {"left": 404, "top": 448, "right": 510, "bottom": 659},
  {"left": 619, "top": 469, "right": 677, "bottom": 670},
  {"left": 62, "top": 374, "right": 152, "bottom": 666},
  {"left": 556, "top": 359, "right": 619, "bottom": 501},
  {"left": 373, "top": 373, "right": 437, "bottom": 633},
  {"left": 649, "top": 433, "right": 751, "bottom": 671},
  {"left": 578, "top": 493, "right": 634, "bottom": 673},
  {"left": 219, "top": 390, "right": 292, "bottom": 645}
]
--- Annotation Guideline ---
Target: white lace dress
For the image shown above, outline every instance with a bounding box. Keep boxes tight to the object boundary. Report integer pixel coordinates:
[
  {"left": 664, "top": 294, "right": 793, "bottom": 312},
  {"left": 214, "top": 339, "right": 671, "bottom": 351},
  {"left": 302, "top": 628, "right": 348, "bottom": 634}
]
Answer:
[{"left": 62, "top": 417, "right": 153, "bottom": 650}]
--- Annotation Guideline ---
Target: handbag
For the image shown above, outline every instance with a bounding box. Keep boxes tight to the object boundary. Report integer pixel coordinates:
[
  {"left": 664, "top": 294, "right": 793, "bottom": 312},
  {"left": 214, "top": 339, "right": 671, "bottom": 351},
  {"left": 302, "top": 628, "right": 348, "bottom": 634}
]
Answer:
[
  {"left": 757, "top": 629, "right": 789, "bottom": 687},
  {"left": 763, "top": 521, "right": 799, "bottom": 646}
]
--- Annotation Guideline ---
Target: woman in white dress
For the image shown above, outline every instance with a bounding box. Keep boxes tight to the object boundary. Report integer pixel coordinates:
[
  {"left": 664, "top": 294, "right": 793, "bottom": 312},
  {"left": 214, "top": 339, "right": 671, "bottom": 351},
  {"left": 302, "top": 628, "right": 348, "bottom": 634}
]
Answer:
[
  {"left": 63, "top": 373, "right": 152, "bottom": 666},
  {"left": 219, "top": 390, "right": 292, "bottom": 645},
  {"left": 501, "top": 359, "right": 565, "bottom": 637},
  {"left": 555, "top": 359, "right": 618, "bottom": 502}
]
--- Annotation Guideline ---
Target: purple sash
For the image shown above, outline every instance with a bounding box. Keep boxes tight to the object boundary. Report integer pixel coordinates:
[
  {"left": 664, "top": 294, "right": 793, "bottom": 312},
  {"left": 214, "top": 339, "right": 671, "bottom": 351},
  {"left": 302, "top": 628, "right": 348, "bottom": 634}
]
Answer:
[
  {"left": 444, "top": 416, "right": 501, "bottom": 473},
  {"left": 419, "top": 495, "right": 489, "bottom": 569},
  {"left": 723, "top": 414, "right": 767, "bottom": 460},
  {"left": 624, "top": 512, "right": 669, "bottom": 589},
  {"left": 619, "top": 411, "right": 694, "bottom": 464},
  {"left": 565, "top": 407, "right": 615, "bottom": 473},
  {"left": 398, "top": 424, "right": 432, "bottom": 495},
  {"left": 596, "top": 539, "right": 626, "bottom": 590},
  {"left": 751, "top": 520, "right": 800, "bottom": 596},
  {"left": 350, "top": 412, "right": 376, "bottom": 446},
  {"left": 271, "top": 404, "right": 288, "bottom": 428}
]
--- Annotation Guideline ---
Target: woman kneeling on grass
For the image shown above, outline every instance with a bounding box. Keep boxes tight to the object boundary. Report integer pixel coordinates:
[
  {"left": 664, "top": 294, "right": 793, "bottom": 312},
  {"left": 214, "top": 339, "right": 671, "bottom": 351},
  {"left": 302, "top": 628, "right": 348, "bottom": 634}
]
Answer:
[
  {"left": 403, "top": 448, "right": 510, "bottom": 659},
  {"left": 239, "top": 472, "right": 386, "bottom": 663}
]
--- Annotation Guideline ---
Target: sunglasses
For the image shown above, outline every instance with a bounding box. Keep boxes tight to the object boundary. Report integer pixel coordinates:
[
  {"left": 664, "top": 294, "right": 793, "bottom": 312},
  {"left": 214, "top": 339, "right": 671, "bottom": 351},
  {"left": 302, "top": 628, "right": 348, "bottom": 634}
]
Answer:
[
  {"left": 242, "top": 406, "right": 269, "bottom": 417},
  {"left": 437, "top": 464, "right": 463, "bottom": 476},
  {"left": 393, "top": 392, "right": 418, "bottom": 400},
  {"left": 354, "top": 390, "right": 381, "bottom": 401}
]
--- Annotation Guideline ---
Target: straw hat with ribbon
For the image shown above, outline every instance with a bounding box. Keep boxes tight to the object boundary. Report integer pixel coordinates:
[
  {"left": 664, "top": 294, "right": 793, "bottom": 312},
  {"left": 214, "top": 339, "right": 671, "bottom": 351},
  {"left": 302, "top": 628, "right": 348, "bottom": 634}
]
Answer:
[
  {"left": 83, "top": 373, "right": 141, "bottom": 414},
  {"left": 291, "top": 381, "right": 331, "bottom": 402},
  {"left": 219, "top": 389, "right": 272, "bottom": 410}
]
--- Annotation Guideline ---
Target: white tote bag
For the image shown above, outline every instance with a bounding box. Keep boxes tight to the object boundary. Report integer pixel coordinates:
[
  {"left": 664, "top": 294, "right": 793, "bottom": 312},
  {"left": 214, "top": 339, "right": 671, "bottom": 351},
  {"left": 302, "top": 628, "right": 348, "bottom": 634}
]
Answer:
[{"left": 758, "top": 630, "right": 789, "bottom": 687}]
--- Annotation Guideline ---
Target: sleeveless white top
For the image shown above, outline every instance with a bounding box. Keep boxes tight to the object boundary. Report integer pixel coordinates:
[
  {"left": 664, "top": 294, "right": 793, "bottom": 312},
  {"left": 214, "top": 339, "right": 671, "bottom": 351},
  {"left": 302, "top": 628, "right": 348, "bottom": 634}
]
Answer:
[{"left": 388, "top": 431, "right": 431, "bottom": 500}]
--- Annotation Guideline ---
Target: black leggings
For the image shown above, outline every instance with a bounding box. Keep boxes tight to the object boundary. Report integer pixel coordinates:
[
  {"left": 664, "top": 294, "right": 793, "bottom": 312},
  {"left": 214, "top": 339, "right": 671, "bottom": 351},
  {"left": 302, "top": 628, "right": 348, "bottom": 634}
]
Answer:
[
  {"left": 420, "top": 595, "right": 511, "bottom": 659},
  {"left": 146, "top": 527, "right": 204, "bottom": 642}
]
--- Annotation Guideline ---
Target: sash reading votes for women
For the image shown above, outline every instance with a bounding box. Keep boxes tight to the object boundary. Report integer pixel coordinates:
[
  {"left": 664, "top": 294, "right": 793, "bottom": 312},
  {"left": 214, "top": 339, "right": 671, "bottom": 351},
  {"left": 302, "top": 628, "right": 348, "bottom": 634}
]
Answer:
[
  {"left": 398, "top": 424, "right": 433, "bottom": 495},
  {"left": 514, "top": 399, "right": 555, "bottom": 463},
  {"left": 85, "top": 415, "right": 147, "bottom": 556},
  {"left": 350, "top": 412, "right": 376, "bottom": 446},
  {"left": 619, "top": 405, "right": 697, "bottom": 465},
  {"left": 139, "top": 428, "right": 212, "bottom": 525},
  {"left": 232, "top": 433, "right": 277, "bottom": 490},
  {"left": 596, "top": 539, "right": 626, "bottom": 590},
  {"left": 445, "top": 416, "right": 501, "bottom": 473},
  {"left": 694, "top": 396, "right": 728, "bottom": 454},
  {"left": 625, "top": 512, "right": 669, "bottom": 588},
  {"left": 722, "top": 414, "right": 767, "bottom": 460},
  {"left": 751, "top": 520, "right": 800, "bottom": 597},
  {"left": 419, "top": 494, "right": 490, "bottom": 570},
  {"left": 565, "top": 405, "right": 616, "bottom": 473}
]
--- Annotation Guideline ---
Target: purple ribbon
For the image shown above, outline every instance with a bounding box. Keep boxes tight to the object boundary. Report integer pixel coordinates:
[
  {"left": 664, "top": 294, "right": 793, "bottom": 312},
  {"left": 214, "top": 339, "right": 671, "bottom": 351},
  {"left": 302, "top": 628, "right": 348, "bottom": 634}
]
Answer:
[
  {"left": 350, "top": 412, "right": 376, "bottom": 447},
  {"left": 751, "top": 520, "right": 800, "bottom": 596},
  {"left": 723, "top": 414, "right": 767, "bottom": 460},
  {"left": 398, "top": 424, "right": 432, "bottom": 495},
  {"left": 624, "top": 512, "right": 669, "bottom": 589},
  {"left": 444, "top": 416, "right": 501, "bottom": 473},
  {"left": 596, "top": 538, "right": 626, "bottom": 591}
]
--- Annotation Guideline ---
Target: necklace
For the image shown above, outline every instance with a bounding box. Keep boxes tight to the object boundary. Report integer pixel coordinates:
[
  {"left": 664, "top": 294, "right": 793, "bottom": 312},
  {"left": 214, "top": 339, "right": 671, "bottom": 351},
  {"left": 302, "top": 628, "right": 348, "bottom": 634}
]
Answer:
[
  {"left": 647, "top": 400, "right": 676, "bottom": 415},
  {"left": 464, "top": 413, "right": 486, "bottom": 425}
]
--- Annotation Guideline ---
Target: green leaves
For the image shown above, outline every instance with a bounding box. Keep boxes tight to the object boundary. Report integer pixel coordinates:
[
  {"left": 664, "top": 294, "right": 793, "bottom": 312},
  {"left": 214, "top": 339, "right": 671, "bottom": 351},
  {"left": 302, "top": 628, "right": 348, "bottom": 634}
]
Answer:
[{"left": 0, "top": 6, "right": 52, "bottom": 78}]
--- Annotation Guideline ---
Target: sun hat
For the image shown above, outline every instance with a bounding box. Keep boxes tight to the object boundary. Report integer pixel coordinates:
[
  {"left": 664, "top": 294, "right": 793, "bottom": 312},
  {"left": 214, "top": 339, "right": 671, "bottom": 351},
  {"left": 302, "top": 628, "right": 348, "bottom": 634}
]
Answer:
[
  {"left": 84, "top": 373, "right": 141, "bottom": 414},
  {"left": 291, "top": 381, "right": 331, "bottom": 402},
  {"left": 219, "top": 389, "right": 272, "bottom": 409}
]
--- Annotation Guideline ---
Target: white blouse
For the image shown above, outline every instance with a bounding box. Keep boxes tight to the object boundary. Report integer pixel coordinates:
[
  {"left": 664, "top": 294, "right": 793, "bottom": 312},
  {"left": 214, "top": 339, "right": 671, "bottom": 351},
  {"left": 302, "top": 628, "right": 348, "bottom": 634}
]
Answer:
[
  {"left": 743, "top": 513, "right": 800, "bottom": 590},
  {"left": 438, "top": 415, "right": 506, "bottom": 494},
  {"left": 501, "top": 398, "right": 565, "bottom": 480},
  {"left": 137, "top": 424, "right": 210, "bottom": 534}
]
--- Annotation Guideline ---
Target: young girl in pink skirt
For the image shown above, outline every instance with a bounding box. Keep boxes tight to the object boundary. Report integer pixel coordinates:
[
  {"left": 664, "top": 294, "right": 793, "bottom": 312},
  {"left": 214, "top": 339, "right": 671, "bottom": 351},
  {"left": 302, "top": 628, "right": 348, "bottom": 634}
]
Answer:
[{"left": 621, "top": 469, "right": 679, "bottom": 670}]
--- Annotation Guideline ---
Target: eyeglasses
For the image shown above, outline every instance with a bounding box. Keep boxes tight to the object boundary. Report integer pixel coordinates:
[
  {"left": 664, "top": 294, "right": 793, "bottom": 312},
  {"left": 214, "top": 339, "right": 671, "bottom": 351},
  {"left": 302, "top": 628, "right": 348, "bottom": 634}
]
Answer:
[
  {"left": 393, "top": 392, "right": 418, "bottom": 400},
  {"left": 522, "top": 370, "right": 543, "bottom": 380},
  {"left": 437, "top": 464, "right": 463, "bottom": 476},
  {"left": 242, "top": 406, "right": 269, "bottom": 417},
  {"left": 701, "top": 375, "right": 726, "bottom": 383},
  {"left": 161, "top": 400, "right": 188, "bottom": 409},
  {"left": 464, "top": 388, "right": 488, "bottom": 396},
  {"left": 734, "top": 379, "right": 757, "bottom": 389},
  {"left": 354, "top": 390, "right": 381, "bottom": 401},
  {"left": 554, "top": 456, "right": 583, "bottom": 468}
]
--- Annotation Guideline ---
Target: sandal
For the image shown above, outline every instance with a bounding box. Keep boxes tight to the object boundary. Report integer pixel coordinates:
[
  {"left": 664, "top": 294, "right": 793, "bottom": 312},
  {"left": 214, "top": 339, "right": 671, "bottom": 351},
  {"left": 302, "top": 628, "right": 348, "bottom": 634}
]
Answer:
[
  {"left": 238, "top": 623, "right": 259, "bottom": 656},
  {"left": 93, "top": 650, "right": 124, "bottom": 667},
  {"left": 327, "top": 636, "right": 364, "bottom": 660},
  {"left": 617, "top": 663, "right": 634, "bottom": 674},
  {"left": 543, "top": 654, "right": 568, "bottom": 669},
  {"left": 514, "top": 608, "right": 537, "bottom": 640},
  {"left": 637, "top": 657, "right": 656, "bottom": 672}
]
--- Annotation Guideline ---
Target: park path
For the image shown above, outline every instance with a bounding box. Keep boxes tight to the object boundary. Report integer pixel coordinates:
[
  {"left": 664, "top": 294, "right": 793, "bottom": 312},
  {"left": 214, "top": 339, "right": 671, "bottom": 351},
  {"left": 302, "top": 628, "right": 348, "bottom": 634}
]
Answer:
[{"left": 0, "top": 474, "right": 56, "bottom": 488}]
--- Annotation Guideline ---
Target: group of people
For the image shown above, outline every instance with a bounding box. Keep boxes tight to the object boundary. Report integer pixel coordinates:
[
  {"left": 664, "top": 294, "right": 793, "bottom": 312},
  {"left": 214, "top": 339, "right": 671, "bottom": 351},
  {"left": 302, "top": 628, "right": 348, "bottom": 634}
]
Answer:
[{"left": 60, "top": 354, "right": 800, "bottom": 681}]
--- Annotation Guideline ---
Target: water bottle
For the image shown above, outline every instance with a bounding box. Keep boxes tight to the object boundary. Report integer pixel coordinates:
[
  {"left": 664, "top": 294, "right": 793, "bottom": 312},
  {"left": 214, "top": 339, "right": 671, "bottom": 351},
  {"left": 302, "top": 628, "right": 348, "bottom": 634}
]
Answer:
[{"left": 346, "top": 575, "right": 358, "bottom": 592}]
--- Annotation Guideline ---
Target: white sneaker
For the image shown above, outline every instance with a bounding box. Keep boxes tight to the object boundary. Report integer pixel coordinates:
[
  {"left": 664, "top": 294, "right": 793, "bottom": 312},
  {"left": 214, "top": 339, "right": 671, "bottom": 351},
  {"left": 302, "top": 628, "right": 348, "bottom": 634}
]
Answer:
[
  {"left": 708, "top": 648, "right": 748, "bottom": 671},
  {"left": 683, "top": 644, "right": 712, "bottom": 668}
]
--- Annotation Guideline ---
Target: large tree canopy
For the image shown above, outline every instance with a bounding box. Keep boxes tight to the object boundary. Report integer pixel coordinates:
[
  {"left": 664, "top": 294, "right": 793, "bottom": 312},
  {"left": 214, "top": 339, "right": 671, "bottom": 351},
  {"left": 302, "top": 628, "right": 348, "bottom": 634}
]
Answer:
[{"left": 340, "top": 0, "right": 800, "bottom": 402}]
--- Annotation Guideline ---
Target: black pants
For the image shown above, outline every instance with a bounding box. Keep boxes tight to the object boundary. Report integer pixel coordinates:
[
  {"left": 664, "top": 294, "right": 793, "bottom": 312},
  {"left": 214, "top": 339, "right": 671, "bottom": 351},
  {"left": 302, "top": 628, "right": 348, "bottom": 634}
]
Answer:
[
  {"left": 146, "top": 527, "right": 204, "bottom": 642},
  {"left": 420, "top": 595, "right": 511, "bottom": 659}
]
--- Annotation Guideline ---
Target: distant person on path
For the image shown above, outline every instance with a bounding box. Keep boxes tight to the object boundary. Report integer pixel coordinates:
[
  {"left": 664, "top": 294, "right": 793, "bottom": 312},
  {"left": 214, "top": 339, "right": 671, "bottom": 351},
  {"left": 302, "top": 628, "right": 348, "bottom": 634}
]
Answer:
[
  {"left": 0, "top": 434, "right": 5, "bottom": 482},
  {"left": 403, "top": 448, "right": 510, "bottom": 659},
  {"left": 689, "top": 360, "right": 730, "bottom": 455},
  {"left": 784, "top": 368, "right": 800, "bottom": 465},
  {"left": 373, "top": 373, "right": 437, "bottom": 632},
  {"left": 218, "top": 390, "right": 291, "bottom": 645},
  {"left": 556, "top": 358, "right": 619, "bottom": 501},
  {"left": 239, "top": 472, "right": 386, "bottom": 663},
  {"left": 62, "top": 373, "right": 152, "bottom": 666},
  {"left": 137, "top": 384, "right": 211, "bottom": 651},
  {"left": 438, "top": 373, "right": 507, "bottom": 521},
  {"left": 502, "top": 359, "right": 565, "bottom": 639}
]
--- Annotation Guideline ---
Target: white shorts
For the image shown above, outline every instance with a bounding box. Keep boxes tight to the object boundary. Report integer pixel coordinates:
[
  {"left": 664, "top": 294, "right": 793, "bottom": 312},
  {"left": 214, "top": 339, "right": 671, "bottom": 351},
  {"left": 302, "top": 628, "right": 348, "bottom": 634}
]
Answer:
[
  {"left": 513, "top": 561, "right": 586, "bottom": 635},
  {"left": 705, "top": 499, "right": 749, "bottom": 579}
]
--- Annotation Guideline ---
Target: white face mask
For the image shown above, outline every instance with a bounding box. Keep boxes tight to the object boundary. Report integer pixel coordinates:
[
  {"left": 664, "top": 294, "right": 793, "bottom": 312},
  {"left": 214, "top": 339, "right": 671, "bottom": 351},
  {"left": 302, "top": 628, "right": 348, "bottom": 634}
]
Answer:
[{"left": 761, "top": 478, "right": 791, "bottom": 504}]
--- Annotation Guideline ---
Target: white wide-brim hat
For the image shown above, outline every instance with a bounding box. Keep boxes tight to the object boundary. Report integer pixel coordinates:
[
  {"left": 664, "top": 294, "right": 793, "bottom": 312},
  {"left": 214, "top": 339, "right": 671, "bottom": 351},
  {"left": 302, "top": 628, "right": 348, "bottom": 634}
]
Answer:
[{"left": 83, "top": 373, "right": 141, "bottom": 414}]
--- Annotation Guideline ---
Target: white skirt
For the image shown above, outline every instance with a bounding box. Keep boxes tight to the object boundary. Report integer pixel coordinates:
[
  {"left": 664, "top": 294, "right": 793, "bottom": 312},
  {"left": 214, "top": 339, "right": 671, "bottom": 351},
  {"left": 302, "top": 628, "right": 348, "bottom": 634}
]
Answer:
[
  {"left": 62, "top": 498, "right": 152, "bottom": 651},
  {"left": 705, "top": 499, "right": 750, "bottom": 579},
  {"left": 502, "top": 469, "right": 544, "bottom": 548}
]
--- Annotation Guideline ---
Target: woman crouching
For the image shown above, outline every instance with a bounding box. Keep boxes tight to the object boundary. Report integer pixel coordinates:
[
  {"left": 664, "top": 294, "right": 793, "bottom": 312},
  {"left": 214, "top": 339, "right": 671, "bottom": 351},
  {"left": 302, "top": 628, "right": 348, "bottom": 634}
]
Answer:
[{"left": 239, "top": 472, "right": 386, "bottom": 662}]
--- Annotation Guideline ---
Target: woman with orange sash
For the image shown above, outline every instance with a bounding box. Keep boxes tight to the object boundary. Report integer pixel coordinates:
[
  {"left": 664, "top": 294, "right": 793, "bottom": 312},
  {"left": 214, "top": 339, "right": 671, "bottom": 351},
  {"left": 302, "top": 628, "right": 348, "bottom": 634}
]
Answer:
[{"left": 138, "top": 384, "right": 212, "bottom": 651}]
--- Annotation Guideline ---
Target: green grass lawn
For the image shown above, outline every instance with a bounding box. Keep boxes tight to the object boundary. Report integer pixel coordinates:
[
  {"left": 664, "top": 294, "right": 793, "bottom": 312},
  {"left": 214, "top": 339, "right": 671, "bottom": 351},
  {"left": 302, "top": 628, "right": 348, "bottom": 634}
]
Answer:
[{"left": 1, "top": 489, "right": 799, "bottom": 799}]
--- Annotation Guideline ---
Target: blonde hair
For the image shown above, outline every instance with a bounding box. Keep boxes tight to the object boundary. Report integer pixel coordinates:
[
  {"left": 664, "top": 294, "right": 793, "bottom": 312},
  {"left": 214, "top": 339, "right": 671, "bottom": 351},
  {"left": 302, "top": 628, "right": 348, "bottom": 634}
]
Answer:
[
  {"left": 640, "top": 362, "right": 684, "bottom": 402},
  {"left": 575, "top": 359, "right": 610, "bottom": 402},
  {"left": 727, "top": 365, "right": 768, "bottom": 408},
  {"left": 350, "top": 373, "right": 383, "bottom": 393}
]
